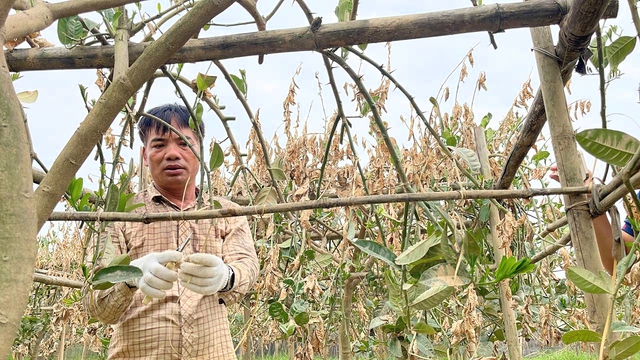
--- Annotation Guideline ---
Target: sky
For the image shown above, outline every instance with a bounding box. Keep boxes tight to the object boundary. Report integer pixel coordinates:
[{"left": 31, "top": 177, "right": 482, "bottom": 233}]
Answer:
[{"left": 10, "top": 0, "right": 640, "bottom": 198}]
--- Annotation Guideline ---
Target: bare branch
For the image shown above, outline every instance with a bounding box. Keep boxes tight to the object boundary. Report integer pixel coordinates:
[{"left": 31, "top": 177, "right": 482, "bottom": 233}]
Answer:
[
  {"left": 33, "top": 273, "right": 83, "bottom": 289},
  {"left": 48, "top": 186, "right": 592, "bottom": 223}
]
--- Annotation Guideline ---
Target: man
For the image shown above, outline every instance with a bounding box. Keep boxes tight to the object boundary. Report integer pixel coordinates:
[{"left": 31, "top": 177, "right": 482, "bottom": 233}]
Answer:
[{"left": 83, "top": 104, "right": 259, "bottom": 359}]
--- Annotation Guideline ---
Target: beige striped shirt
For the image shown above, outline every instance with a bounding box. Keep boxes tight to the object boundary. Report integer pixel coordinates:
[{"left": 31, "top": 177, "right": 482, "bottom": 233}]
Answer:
[{"left": 83, "top": 185, "right": 258, "bottom": 359}]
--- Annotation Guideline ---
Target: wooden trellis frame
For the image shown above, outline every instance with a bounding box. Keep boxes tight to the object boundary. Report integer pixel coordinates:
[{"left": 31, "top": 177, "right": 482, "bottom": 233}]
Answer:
[{"left": 3, "top": 0, "right": 638, "bottom": 358}]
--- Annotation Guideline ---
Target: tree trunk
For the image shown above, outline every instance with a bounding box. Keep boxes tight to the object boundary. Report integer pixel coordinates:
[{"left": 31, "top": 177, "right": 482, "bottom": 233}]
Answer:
[
  {"left": 531, "top": 25, "right": 610, "bottom": 333},
  {"left": 0, "top": 10, "right": 39, "bottom": 358},
  {"left": 474, "top": 127, "right": 522, "bottom": 360}
]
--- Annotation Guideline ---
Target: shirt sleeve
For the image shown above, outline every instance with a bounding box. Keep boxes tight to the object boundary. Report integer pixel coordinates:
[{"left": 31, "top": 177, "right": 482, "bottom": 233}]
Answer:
[
  {"left": 218, "top": 206, "right": 259, "bottom": 306},
  {"left": 82, "top": 222, "right": 136, "bottom": 324}
]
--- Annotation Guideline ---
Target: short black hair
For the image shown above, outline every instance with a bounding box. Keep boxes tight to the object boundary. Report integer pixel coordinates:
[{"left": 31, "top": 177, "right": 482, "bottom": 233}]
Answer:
[{"left": 138, "top": 104, "right": 205, "bottom": 145}]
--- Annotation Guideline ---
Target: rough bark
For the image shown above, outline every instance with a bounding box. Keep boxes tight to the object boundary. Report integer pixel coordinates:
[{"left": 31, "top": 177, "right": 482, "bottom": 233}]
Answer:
[
  {"left": 33, "top": 0, "right": 237, "bottom": 230},
  {"left": 4, "top": 0, "right": 145, "bottom": 41},
  {"left": 474, "top": 127, "right": 522, "bottom": 360},
  {"left": 5, "top": 0, "right": 618, "bottom": 72},
  {"left": 496, "top": 0, "right": 617, "bottom": 190},
  {"left": 0, "top": 4, "right": 38, "bottom": 358},
  {"left": 531, "top": 25, "right": 610, "bottom": 331}
]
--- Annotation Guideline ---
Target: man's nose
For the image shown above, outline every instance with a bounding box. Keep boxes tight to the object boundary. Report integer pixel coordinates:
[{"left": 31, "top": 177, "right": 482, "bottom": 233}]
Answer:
[{"left": 164, "top": 142, "right": 182, "bottom": 160}]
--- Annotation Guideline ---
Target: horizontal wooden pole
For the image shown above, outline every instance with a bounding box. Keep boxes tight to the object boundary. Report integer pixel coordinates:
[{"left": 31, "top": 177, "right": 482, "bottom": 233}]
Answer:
[
  {"left": 48, "top": 186, "right": 591, "bottom": 223},
  {"left": 6, "top": 0, "right": 618, "bottom": 72}
]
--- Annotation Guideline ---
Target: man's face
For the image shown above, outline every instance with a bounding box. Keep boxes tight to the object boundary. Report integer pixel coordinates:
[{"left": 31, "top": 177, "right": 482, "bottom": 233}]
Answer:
[{"left": 142, "top": 121, "right": 200, "bottom": 195}]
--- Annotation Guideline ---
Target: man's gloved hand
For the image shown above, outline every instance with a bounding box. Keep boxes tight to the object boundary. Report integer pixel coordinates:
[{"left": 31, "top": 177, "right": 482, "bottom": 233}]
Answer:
[
  {"left": 128, "top": 250, "right": 182, "bottom": 299},
  {"left": 178, "top": 253, "right": 231, "bottom": 295}
]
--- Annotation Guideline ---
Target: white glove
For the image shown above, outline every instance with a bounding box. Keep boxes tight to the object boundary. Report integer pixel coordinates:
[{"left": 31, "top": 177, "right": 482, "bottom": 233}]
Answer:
[
  {"left": 129, "top": 250, "right": 182, "bottom": 299},
  {"left": 178, "top": 253, "right": 231, "bottom": 295}
]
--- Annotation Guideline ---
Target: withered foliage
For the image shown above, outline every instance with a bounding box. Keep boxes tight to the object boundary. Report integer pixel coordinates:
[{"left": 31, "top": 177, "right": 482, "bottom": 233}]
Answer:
[{"left": 18, "top": 47, "right": 636, "bottom": 360}]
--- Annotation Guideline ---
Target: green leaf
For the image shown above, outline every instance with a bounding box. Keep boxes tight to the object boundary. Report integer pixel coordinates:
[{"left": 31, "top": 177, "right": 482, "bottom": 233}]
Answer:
[
  {"left": 230, "top": 73, "right": 247, "bottom": 97},
  {"left": 531, "top": 150, "right": 550, "bottom": 163},
  {"left": 358, "top": 43, "right": 368, "bottom": 51},
  {"left": 270, "top": 156, "right": 287, "bottom": 181},
  {"left": 117, "top": 192, "right": 133, "bottom": 212},
  {"left": 57, "top": 16, "right": 87, "bottom": 46},
  {"left": 561, "top": 329, "right": 602, "bottom": 345},
  {"left": 279, "top": 321, "right": 296, "bottom": 337},
  {"left": 124, "top": 202, "right": 145, "bottom": 213},
  {"left": 107, "top": 254, "right": 130, "bottom": 267},
  {"left": 334, "top": 0, "right": 354, "bottom": 22},
  {"left": 294, "top": 312, "right": 309, "bottom": 326},
  {"left": 480, "top": 112, "right": 492, "bottom": 128},
  {"left": 411, "top": 285, "right": 453, "bottom": 310},
  {"left": 369, "top": 316, "right": 388, "bottom": 329},
  {"left": 91, "top": 265, "right": 142, "bottom": 290},
  {"left": 495, "top": 256, "right": 536, "bottom": 283},
  {"left": 413, "top": 321, "right": 437, "bottom": 335},
  {"left": 268, "top": 302, "right": 289, "bottom": 323},
  {"left": 70, "top": 177, "right": 83, "bottom": 203},
  {"left": 576, "top": 128, "right": 640, "bottom": 167},
  {"left": 395, "top": 235, "right": 439, "bottom": 266},
  {"left": 611, "top": 321, "right": 640, "bottom": 333},
  {"left": 607, "top": 35, "right": 636, "bottom": 71},
  {"left": 610, "top": 335, "right": 640, "bottom": 360},
  {"left": 447, "top": 146, "right": 481, "bottom": 174},
  {"left": 352, "top": 239, "right": 399, "bottom": 269},
  {"left": 255, "top": 186, "right": 278, "bottom": 205},
  {"left": 82, "top": 17, "right": 99, "bottom": 32},
  {"left": 196, "top": 73, "right": 217, "bottom": 93},
  {"left": 99, "top": 8, "right": 115, "bottom": 22},
  {"left": 209, "top": 142, "right": 224, "bottom": 171},
  {"left": 566, "top": 266, "right": 613, "bottom": 294},
  {"left": 17, "top": 90, "right": 38, "bottom": 104},
  {"left": 290, "top": 300, "right": 309, "bottom": 316}
]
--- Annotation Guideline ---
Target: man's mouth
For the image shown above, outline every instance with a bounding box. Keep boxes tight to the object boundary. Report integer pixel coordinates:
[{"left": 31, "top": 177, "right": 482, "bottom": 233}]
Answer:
[{"left": 164, "top": 165, "right": 185, "bottom": 173}]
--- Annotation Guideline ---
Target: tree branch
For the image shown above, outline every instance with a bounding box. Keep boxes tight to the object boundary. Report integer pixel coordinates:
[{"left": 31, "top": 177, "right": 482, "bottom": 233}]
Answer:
[
  {"left": 5, "top": 0, "right": 145, "bottom": 41},
  {"left": 47, "top": 186, "right": 592, "bottom": 223},
  {"left": 33, "top": 273, "right": 83, "bottom": 289},
  {"left": 33, "top": 0, "right": 237, "bottom": 231},
  {"left": 5, "top": 0, "right": 619, "bottom": 72}
]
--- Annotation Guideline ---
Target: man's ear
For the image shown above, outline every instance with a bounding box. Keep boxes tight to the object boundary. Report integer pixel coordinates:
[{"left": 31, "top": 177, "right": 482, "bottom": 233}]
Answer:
[{"left": 141, "top": 147, "right": 149, "bottom": 167}]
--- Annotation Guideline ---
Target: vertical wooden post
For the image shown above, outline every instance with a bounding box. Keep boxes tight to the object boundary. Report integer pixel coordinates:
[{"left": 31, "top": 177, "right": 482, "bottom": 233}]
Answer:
[
  {"left": 474, "top": 127, "right": 522, "bottom": 360},
  {"left": 530, "top": 25, "right": 610, "bottom": 331},
  {"left": 243, "top": 297, "right": 252, "bottom": 360}
]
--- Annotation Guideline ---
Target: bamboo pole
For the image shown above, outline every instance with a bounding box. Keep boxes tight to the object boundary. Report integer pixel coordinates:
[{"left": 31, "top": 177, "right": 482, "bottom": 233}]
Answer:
[
  {"left": 5, "top": 0, "right": 618, "bottom": 72},
  {"left": 497, "top": 0, "right": 617, "bottom": 190},
  {"left": 474, "top": 126, "right": 521, "bottom": 360},
  {"left": 46, "top": 186, "right": 593, "bottom": 223},
  {"left": 531, "top": 25, "right": 610, "bottom": 332}
]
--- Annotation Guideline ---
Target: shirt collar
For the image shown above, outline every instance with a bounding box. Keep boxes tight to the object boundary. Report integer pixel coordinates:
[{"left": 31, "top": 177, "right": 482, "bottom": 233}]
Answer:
[{"left": 148, "top": 182, "right": 204, "bottom": 210}]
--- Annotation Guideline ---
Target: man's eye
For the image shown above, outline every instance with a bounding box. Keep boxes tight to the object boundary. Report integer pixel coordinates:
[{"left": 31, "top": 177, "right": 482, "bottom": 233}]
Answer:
[
  {"left": 180, "top": 142, "right": 189, "bottom": 147},
  {"left": 153, "top": 144, "right": 164, "bottom": 149}
]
